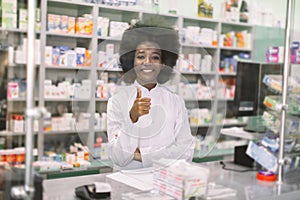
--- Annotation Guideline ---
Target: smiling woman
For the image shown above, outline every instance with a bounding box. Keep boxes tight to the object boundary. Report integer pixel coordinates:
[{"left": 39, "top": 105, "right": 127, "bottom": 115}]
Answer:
[
  {"left": 106, "top": 16, "right": 195, "bottom": 171},
  {"left": 134, "top": 41, "right": 162, "bottom": 90}
]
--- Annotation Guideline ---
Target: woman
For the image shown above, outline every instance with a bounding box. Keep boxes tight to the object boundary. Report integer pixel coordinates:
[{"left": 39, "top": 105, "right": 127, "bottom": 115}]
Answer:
[{"left": 106, "top": 18, "right": 195, "bottom": 170}]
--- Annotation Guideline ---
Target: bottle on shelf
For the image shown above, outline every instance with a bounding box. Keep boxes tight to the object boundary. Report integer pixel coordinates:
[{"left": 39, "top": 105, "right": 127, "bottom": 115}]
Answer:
[
  {"left": 198, "top": 0, "right": 206, "bottom": 18},
  {"left": 207, "top": 0, "right": 213, "bottom": 18},
  {"left": 230, "top": 0, "right": 239, "bottom": 22},
  {"left": 239, "top": 0, "right": 249, "bottom": 23}
]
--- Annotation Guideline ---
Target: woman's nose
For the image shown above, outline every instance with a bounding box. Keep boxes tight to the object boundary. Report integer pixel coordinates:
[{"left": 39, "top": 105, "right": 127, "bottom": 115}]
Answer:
[{"left": 142, "top": 56, "right": 150, "bottom": 64}]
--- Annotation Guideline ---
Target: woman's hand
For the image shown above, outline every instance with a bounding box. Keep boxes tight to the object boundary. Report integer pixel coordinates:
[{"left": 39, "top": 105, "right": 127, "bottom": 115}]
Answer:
[{"left": 129, "top": 87, "right": 151, "bottom": 123}]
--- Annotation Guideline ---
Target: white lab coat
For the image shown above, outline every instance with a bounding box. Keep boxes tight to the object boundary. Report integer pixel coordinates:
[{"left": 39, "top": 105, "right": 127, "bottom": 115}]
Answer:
[{"left": 107, "top": 81, "right": 195, "bottom": 170}]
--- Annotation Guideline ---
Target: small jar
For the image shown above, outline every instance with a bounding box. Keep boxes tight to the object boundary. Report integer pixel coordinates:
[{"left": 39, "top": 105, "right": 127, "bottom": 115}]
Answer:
[
  {"left": 6, "top": 149, "right": 16, "bottom": 165},
  {"left": 15, "top": 147, "right": 25, "bottom": 164},
  {"left": 0, "top": 150, "right": 6, "bottom": 162}
]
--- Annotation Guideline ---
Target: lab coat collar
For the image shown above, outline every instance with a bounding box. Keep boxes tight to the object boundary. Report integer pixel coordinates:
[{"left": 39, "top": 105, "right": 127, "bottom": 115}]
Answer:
[{"left": 133, "top": 80, "right": 160, "bottom": 93}]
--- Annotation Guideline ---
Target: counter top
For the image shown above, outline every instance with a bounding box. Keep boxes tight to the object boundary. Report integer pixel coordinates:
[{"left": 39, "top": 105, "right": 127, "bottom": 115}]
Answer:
[{"left": 43, "top": 161, "right": 300, "bottom": 200}]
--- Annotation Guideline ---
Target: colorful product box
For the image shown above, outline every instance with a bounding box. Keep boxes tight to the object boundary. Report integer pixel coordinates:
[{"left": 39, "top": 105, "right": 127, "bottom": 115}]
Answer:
[
  {"left": 1, "top": 0, "right": 17, "bottom": 13},
  {"left": 18, "top": 8, "right": 27, "bottom": 30},
  {"left": 48, "top": 14, "right": 61, "bottom": 32},
  {"left": 85, "top": 50, "right": 92, "bottom": 67},
  {"left": 2, "top": 13, "right": 17, "bottom": 28},
  {"left": 52, "top": 46, "right": 60, "bottom": 66},
  {"left": 97, "top": 17, "right": 109, "bottom": 37},
  {"left": 2, "top": 0, "right": 17, "bottom": 28},
  {"left": 266, "top": 46, "right": 284, "bottom": 63},
  {"left": 83, "top": 15, "right": 93, "bottom": 35},
  {"left": 76, "top": 47, "right": 86, "bottom": 66},
  {"left": 291, "top": 41, "right": 300, "bottom": 64},
  {"left": 7, "top": 82, "right": 19, "bottom": 99},
  {"left": 75, "top": 17, "right": 85, "bottom": 34},
  {"left": 45, "top": 46, "right": 53, "bottom": 66},
  {"left": 67, "top": 49, "right": 77, "bottom": 67},
  {"left": 246, "top": 141, "right": 278, "bottom": 173},
  {"left": 59, "top": 46, "right": 69, "bottom": 66},
  {"left": 153, "top": 160, "right": 210, "bottom": 200},
  {"left": 67, "top": 17, "right": 75, "bottom": 34},
  {"left": 60, "top": 15, "right": 68, "bottom": 33}
]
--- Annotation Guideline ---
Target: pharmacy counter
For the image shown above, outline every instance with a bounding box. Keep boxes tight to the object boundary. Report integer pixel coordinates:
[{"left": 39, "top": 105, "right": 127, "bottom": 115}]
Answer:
[{"left": 43, "top": 161, "right": 300, "bottom": 200}]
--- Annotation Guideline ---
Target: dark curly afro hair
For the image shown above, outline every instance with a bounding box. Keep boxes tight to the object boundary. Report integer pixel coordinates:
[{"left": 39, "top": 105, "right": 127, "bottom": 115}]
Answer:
[{"left": 119, "top": 16, "right": 180, "bottom": 84}]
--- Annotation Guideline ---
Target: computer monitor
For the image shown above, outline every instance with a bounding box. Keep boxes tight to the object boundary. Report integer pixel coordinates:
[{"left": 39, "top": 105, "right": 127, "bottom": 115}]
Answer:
[
  {"left": 233, "top": 61, "right": 260, "bottom": 117},
  {"left": 233, "top": 61, "right": 282, "bottom": 117}
]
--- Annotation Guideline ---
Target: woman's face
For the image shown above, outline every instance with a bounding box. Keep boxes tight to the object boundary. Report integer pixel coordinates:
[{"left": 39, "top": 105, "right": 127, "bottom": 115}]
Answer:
[{"left": 134, "top": 41, "right": 162, "bottom": 86}]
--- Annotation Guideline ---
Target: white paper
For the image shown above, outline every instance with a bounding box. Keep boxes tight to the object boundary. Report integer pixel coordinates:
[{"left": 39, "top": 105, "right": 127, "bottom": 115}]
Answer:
[
  {"left": 94, "top": 182, "right": 112, "bottom": 193},
  {"left": 221, "top": 127, "right": 264, "bottom": 140},
  {"left": 106, "top": 168, "right": 154, "bottom": 191}
]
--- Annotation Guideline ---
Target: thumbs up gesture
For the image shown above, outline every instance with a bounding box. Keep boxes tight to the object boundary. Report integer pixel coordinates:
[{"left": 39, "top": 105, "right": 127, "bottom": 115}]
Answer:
[{"left": 129, "top": 87, "right": 151, "bottom": 123}]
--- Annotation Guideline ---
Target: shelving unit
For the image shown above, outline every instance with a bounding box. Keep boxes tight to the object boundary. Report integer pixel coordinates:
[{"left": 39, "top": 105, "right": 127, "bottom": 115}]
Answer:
[
  {"left": 244, "top": 71, "right": 300, "bottom": 176},
  {"left": 0, "top": 0, "right": 256, "bottom": 159}
]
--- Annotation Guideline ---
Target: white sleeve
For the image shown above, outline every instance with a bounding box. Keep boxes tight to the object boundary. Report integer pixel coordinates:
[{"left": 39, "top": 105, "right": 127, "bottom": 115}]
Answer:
[
  {"left": 139, "top": 97, "right": 195, "bottom": 167},
  {"left": 106, "top": 95, "right": 139, "bottom": 167}
]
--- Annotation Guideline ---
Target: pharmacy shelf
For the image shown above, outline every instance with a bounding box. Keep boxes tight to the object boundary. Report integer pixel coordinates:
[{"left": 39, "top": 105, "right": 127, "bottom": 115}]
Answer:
[
  {"left": 43, "top": 130, "right": 90, "bottom": 135},
  {"left": 45, "top": 65, "right": 91, "bottom": 70},
  {"left": 8, "top": 98, "right": 39, "bottom": 102},
  {"left": 221, "top": 127, "right": 264, "bottom": 140},
  {"left": 0, "top": 131, "right": 38, "bottom": 136},
  {"left": 48, "top": 0, "right": 94, "bottom": 7},
  {"left": 219, "top": 72, "right": 236, "bottom": 76},
  {"left": 184, "top": 98, "right": 233, "bottom": 101},
  {"left": 180, "top": 71, "right": 216, "bottom": 75},
  {"left": 98, "top": 36, "right": 122, "bottom": 41},
  {"left": 0, "top": 27, "right": 41, "bottom": 34},
  {"left": 183, "top": 15, "right": 219, "bottom": 23},
  {"left": 181, "top": 43, "right": 218, "bottom": 49},
  {"left": 97, "top": 68, "right": 123, "bottom": 72},
  {"left": 44, "top": 98, "right": 91, "bottom": 102},
  {"left": 221, "top": 21, "right": 253, "bottom": 27},
  {"left": 190, "top": 121, "right": 247, "bottom": 128},
  {"left": 46, "top": 32, "right": 93, "bottom": 39},
  {"left": 220, "top": 46, "right": 252, "bottom": 51},
  {"left": 97, "top": 4, "right": 141, "bottom": 13},
  {"left": 0, "top": 27, "right": 26, "bottom": 33}
]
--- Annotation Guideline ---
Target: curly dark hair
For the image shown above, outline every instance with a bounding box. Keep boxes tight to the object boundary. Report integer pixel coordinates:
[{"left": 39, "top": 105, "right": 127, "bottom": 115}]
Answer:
[{"left": 119, "top": 16, "right": 180, "bottom": 83}]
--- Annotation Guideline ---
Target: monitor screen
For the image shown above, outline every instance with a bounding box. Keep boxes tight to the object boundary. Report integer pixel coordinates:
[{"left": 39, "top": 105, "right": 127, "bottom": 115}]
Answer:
[{"left": 233, "top": 61, "right": 282, "bottom": 117}]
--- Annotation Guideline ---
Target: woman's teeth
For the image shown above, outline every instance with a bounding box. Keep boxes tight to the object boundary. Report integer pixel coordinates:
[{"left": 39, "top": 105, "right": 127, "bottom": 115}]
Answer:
[{"left": 142, "top": 69, "right": 153, "bottom": 73}]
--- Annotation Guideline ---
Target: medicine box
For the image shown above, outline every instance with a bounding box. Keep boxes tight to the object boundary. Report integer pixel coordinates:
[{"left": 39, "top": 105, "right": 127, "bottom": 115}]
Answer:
[
  {"left": 68, "top": 17, "right": 75, "bottom": 34},
  {"left": 52, "top": 46, "right": 60, "bottom": 66},
  {"left": 76, "top": 47, "right": 86, "bottom": 66},
  {"left": 60, "top": 15, "right": 69, "bottom": 33},
  {"left": 153, "top": 159, "right": 209, "bottom": 200}
]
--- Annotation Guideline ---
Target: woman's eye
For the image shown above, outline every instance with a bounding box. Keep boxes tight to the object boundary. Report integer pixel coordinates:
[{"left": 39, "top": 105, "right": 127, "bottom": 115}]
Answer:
[
  {"left": 136, "top": 55, "right": 145, "bottom": 60},
  {"left": 152, "top": 55, "right": 161, "bottom": 60}
]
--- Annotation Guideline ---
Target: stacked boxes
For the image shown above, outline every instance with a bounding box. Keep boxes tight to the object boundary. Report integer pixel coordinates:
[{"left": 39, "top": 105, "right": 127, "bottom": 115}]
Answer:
[
  {"left": 291, "top": 41, "right": 300, "bottom": 64},
  {"left": 17, "top": 8, "right": 41, "bottom": 31},
  {"left": 266, "top": 46, "right": 284, "bottom": 63},
  {"left": 97, "top": 17, "right": 109, "bottom": 37},
  {"left": 109, "top": 21, "right": 129, "bottom": 38},
  {"left": 47, "top": 14, "right": 93, "bottom": 35},
  {"left": 153, "top": 159, "right": 210, "bottom": 200},
  {"left": 18, "top": 8, "right": 27, "bottom": 30},
  {"left": 182, "top": 26, "right": 217, "bottom": 46},
  {"left": 1, "top": 0, "right": 17, "bottom": 28},
  {"left": 44, "top": 46, "right": 91, "bottom": 67}
]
